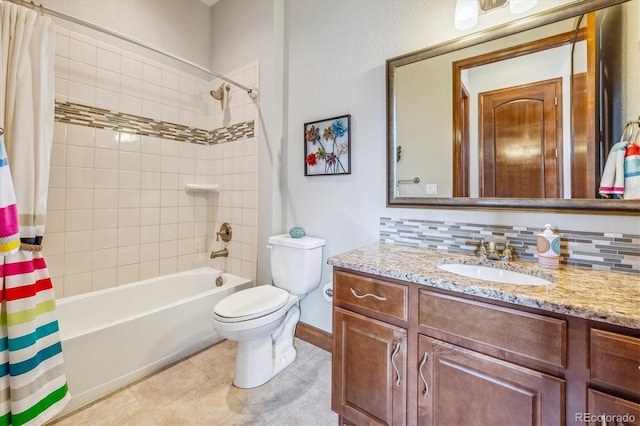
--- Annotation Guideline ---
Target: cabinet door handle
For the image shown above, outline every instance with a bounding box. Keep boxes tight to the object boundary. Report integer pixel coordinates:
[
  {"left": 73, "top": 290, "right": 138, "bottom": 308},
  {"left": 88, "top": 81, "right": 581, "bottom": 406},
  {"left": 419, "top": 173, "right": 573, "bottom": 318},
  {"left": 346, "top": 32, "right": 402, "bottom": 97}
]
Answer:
[
  {"left": 419, "top": 352, "right": 429, "bottom": 398},
  {"left": 391, "top": 341, "right": 401, "bottom": 386},
  {"left": 350, "top": 288, "right": 387, "bottom": 301}
]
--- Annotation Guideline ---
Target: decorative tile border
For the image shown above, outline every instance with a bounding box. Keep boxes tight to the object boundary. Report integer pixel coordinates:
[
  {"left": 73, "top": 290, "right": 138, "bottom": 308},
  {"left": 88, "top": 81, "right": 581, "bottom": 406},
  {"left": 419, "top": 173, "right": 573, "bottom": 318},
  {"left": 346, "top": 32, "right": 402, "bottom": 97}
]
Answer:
[
  {"left": 54, "top": 101, "right": 254, "bottom": 144},
  {"left": 380, "top": 217, "right": 640, "bottom": 274},
  {"left": 210, "top": 121, "right": 255, "bottom": 144}
]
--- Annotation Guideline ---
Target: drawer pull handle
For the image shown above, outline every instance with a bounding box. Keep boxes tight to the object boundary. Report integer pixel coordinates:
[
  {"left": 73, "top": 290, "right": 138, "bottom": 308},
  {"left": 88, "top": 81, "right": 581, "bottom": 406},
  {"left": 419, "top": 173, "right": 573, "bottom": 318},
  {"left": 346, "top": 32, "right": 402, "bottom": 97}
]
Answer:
[
  {"left": 391, "top": 341, "right": 401, "bottom": 386},
  {"left": 350, "top": 288, "right": 387, "bottom": 301},
  {"left": 419, "top": 352, "right": 429, "bottom": 398}
]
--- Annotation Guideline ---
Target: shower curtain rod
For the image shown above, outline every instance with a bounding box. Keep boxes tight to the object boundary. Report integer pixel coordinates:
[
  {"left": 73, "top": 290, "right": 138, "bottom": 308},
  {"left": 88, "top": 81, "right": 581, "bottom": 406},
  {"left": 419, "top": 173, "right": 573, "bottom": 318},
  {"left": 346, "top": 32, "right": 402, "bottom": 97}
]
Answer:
[{"left": 5, "top": 0, "right": 259, "bottom": 100}]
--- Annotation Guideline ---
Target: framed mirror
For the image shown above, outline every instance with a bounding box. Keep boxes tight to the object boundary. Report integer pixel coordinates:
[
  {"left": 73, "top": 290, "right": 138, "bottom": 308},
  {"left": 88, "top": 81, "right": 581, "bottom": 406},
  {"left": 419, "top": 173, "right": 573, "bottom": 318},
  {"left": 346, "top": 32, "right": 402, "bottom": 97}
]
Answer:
[{"left": 387, "top": 0, "right": 639, "bottom": 213}]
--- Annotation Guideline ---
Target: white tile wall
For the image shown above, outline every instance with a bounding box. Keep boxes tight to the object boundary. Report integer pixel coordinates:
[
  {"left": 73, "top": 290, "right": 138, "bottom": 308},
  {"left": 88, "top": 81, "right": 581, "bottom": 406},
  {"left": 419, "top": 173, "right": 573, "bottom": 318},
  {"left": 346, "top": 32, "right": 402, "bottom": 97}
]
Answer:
[
  {"left": 48, "top": 27, "right": 260, "bottom": 298},
  {"left": 207, "top": 137, "right": 259, "bottom": 280},
  {"left": 46, "top": 121, "right": 259, "bottom": 298},
  {"left": 54, "top": 26, "right": 214, "bottom": 130}
]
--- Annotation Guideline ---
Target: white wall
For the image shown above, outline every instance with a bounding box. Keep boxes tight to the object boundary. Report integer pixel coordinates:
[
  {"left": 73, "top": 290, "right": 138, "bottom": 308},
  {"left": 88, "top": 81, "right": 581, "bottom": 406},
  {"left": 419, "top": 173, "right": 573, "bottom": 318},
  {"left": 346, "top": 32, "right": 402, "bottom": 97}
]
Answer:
[{"left": 43, "top": 0, "right": 212, "bottom": 76}]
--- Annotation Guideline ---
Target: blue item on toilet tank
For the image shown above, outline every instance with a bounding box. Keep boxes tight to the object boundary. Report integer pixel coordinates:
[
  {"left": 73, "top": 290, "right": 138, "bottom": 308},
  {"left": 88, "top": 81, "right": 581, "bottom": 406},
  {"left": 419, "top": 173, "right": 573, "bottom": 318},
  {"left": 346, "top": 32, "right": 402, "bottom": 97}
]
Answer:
[{"left": 289, "top": 227, "right": 305, "bottom": 238}]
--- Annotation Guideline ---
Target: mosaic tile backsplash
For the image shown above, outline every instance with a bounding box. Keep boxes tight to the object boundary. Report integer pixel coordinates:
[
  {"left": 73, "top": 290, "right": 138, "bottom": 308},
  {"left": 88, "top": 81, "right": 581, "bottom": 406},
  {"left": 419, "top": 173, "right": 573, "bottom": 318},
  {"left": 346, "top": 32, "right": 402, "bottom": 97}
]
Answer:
[
  {"left": 55, "top": 101, "right": 254, "bottom": 145},
  {"left": 380, "top": 217, "right": 640, "bottom": 274}
]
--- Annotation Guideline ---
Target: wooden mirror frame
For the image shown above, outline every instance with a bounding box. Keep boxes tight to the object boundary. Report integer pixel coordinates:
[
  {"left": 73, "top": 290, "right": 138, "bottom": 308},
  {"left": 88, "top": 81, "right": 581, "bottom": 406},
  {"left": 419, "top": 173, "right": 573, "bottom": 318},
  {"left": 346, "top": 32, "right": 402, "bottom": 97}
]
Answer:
[{"left": 386, "top": 0, "right": 639, "bottom": 214}]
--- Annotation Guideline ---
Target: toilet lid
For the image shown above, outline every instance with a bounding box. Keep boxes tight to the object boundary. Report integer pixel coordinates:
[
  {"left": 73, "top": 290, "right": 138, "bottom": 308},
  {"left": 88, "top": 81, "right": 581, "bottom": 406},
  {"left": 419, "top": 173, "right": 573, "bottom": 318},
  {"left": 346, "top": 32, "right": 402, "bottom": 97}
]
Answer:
[{"left": 213, "top": 285, "right": 290, "bottom": 322}]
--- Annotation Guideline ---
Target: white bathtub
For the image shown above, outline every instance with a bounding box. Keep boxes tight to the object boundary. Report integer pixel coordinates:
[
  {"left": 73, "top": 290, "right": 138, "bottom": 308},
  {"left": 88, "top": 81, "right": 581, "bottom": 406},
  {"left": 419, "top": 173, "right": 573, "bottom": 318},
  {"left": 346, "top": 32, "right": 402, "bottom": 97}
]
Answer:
[{"left": 55, "top": 267, "right": 252, "bottom": 416}]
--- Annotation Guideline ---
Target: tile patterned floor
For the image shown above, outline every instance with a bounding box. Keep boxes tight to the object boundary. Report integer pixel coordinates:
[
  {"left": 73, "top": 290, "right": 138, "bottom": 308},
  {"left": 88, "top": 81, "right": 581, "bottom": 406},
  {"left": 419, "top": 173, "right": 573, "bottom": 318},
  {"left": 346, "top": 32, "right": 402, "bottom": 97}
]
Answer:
[{"left": 51, "top": 338, "right": 337, "bottom": 426}]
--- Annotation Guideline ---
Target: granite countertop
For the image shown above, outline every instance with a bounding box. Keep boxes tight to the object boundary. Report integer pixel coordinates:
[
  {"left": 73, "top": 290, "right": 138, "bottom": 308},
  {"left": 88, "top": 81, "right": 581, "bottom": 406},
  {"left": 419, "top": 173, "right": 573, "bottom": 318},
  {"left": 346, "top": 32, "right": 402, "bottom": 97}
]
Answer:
[{"left": 327, "top": 242, "right": 640, "bottom": 330}]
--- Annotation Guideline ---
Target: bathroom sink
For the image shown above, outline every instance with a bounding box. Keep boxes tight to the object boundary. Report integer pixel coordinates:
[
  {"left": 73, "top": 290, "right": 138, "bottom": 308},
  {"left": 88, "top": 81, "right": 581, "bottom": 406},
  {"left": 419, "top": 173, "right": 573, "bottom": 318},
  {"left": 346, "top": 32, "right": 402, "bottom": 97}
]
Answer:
[{"left": 437, "top": 263, "right": 552, "bottom": 286}]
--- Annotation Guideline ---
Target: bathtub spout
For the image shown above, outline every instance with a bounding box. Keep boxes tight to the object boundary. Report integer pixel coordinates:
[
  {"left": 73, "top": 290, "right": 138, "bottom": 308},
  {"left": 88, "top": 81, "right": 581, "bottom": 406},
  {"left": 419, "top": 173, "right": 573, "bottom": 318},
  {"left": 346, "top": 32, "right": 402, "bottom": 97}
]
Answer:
[{"left": 211, "top": 248, "right": 228, "bottom": 259}]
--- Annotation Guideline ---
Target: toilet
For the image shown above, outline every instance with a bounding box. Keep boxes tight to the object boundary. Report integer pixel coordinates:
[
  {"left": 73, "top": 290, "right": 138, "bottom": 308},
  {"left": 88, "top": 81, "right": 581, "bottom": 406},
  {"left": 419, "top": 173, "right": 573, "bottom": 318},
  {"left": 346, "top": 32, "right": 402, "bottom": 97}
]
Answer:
[{"left": 211, "top": 233, "right": 325, "bottom": 388}]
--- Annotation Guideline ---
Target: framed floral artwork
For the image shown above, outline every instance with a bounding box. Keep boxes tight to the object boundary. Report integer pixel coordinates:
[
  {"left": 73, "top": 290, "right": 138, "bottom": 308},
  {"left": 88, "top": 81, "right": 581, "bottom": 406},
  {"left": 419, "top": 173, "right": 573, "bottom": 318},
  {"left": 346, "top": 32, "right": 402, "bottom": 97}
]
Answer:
[{"left": 304, "top": 114, "right": 351, "bottom": 176}]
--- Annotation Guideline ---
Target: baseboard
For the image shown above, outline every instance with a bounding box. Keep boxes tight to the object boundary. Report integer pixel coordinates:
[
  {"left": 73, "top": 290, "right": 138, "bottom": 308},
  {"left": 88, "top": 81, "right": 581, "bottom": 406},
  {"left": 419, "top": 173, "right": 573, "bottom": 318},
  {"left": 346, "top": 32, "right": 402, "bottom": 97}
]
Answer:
[{"left": 295, "top": 321, "right": 332, "bottom": 353}]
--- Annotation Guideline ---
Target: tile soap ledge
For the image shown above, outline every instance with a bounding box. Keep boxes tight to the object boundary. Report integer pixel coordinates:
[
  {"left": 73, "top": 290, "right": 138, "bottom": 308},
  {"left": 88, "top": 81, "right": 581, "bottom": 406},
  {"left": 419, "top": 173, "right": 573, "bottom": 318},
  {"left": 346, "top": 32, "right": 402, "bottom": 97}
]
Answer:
[
  {"left": 185, "top": 183, "right": 219, "bottom": 192},
  {"left": 327, "top": 242, "right": 640, "bottom": 330}
]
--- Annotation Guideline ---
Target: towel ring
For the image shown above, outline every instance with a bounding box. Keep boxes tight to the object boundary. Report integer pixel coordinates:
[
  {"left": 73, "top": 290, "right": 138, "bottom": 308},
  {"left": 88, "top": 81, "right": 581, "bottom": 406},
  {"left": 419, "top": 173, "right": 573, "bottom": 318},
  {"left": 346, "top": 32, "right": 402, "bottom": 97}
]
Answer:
[{"left": 620, "top": 122, "right": 634, "bottom": 143}]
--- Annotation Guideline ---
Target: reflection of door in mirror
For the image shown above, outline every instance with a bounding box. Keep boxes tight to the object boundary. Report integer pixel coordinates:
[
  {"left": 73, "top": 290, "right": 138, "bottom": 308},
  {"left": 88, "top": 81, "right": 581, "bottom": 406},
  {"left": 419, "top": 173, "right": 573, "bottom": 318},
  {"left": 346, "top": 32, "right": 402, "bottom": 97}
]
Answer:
[
  {"left": 571, "top": 65, "right": 589, "bottom": 199},
  {"left": 478, "top": 78, "right": 561, "bottom": 198},
  {"left": 453, "top": 28, "right": 587, "bottom": 198},
  {"left": 458, "top": 85, "right": 470, "bottom": 197}
]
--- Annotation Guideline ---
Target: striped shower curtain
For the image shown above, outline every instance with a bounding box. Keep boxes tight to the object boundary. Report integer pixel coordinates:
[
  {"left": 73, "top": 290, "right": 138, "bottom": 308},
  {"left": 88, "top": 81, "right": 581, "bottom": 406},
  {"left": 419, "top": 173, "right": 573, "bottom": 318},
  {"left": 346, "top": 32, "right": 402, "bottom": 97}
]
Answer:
[{"left": 0, "top": 2, "right": 70, "bottom": 425}]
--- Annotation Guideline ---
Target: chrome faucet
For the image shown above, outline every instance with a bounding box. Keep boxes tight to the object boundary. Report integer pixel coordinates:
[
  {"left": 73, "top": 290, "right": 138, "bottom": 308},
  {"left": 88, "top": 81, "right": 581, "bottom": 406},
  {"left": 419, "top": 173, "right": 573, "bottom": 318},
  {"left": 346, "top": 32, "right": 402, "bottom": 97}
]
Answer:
[
  {"left": 486, "top": 241, "right": 501, "bottom": 261},
  {"left": 467, "top": 239, "right": 522, "bottom": 262},
  {"left": 467, "top": 239, "right": 488, "bottom": 258},
  {"left": 500, "top": 242, "right": 516, "bottom": 262},
  {"left": 210, "top": 248, "right": 228, "bottom": 259}
]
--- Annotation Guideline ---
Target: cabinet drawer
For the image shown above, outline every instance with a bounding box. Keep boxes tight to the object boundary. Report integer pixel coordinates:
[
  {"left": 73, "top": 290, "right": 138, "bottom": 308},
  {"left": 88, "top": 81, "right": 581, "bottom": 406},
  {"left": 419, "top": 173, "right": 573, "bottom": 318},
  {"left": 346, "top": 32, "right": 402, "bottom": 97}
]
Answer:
[
  {"left": 587, "top": 389, "right": 640, "bottom": 426},
  {"left": 334, "top": 270, "right": 408, "bottom": 322},
  {"left": 419, "top": 290, "right": 567, "bottom": 368},
  {"left": 590, "top": 329, "right": 640, "bottom": 396}
]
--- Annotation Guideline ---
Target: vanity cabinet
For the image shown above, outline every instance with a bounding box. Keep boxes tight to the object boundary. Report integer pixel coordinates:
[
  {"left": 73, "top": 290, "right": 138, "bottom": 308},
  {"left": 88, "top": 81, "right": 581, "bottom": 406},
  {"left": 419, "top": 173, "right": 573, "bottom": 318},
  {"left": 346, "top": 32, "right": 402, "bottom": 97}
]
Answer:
[
  {"left": 332, "top": 266, "right": 640, "bottom": 426},
  {"left": 331, "top": 270, "right": 408, "bottom": 426}
]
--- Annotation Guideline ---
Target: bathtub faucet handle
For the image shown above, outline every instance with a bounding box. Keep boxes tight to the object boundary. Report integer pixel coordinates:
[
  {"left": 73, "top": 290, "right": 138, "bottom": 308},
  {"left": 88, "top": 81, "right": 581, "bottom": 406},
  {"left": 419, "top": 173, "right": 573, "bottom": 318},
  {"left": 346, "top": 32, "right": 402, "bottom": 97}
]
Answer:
[{"left": 216, "top": 223, "right": 232, "bottom": 242}]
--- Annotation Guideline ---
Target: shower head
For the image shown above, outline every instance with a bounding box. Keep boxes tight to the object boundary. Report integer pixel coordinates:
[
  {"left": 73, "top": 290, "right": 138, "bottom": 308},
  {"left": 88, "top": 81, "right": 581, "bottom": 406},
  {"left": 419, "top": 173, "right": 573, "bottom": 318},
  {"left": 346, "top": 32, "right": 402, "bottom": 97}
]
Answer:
[
  {"left": 210, "top": 83, "right": 229, "bottom": 100},
  {"left": 210, "top": 83, "right": 230, "bottom": 111}
]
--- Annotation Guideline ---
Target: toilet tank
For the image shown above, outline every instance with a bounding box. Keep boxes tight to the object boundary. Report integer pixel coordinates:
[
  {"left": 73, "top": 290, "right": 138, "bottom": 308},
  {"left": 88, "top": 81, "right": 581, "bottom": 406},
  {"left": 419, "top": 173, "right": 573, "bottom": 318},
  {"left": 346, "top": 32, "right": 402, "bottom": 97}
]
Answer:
[{"left": 268, "top": 234, "right": 325, "bottom": 296}]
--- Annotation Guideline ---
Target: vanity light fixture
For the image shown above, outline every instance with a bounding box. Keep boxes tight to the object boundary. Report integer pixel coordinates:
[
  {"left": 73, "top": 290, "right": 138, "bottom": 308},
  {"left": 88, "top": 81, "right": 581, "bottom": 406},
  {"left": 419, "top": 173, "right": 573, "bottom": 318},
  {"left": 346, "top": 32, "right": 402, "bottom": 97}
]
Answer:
[
  {"left": 508, "top": 0, "right": 538, "bottom": 14},
  {"left": 454, "top": 0, "right": 537, "bottom": 30}
]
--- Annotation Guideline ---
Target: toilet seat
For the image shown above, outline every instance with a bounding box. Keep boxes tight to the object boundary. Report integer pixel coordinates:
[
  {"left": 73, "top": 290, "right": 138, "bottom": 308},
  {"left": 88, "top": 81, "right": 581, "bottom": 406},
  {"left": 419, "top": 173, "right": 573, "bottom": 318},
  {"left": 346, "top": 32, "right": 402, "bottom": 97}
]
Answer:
[{"left": 213, "top": 285, "right": 289, "bottom": 323}]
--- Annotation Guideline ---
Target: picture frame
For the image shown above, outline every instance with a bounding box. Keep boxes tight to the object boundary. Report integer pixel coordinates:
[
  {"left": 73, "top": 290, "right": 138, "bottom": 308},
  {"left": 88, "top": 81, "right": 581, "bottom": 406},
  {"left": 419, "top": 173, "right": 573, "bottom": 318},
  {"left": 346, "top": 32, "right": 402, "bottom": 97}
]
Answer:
[{"left": 304, "top": 114, "right": 351, "bottom": 176}]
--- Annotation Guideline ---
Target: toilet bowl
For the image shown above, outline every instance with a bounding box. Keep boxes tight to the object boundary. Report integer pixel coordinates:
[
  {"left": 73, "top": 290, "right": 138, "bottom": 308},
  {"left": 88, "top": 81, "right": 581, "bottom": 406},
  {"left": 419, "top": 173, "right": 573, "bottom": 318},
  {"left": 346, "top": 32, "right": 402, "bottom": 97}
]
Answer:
[
  {"left": 212, "top": 285, "right": 300, "bottom": 388},
  {"left": 212, "top": 285, "right": 300, "bottom": 339},
  {"left": 211, "top": 234, "right": 325, "bottom": 388}
]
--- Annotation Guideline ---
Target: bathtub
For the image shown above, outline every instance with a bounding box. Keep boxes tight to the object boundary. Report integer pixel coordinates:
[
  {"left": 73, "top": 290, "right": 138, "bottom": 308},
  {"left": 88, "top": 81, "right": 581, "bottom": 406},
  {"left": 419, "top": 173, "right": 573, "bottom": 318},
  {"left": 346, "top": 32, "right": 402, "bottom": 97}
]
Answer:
[{"left": 55, "top": 267, "right": 252, "bottom": 416}]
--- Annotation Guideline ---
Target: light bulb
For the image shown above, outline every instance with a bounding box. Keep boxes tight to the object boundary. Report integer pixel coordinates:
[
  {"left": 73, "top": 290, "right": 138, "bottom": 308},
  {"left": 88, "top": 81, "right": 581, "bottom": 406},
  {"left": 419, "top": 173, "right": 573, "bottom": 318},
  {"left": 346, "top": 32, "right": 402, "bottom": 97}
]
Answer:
[
  {"left": 509, "top": 0, "right": 537, "bottom": 14},
  {"left": 455, "top": 0, "right": 479, "bottom": 30}
]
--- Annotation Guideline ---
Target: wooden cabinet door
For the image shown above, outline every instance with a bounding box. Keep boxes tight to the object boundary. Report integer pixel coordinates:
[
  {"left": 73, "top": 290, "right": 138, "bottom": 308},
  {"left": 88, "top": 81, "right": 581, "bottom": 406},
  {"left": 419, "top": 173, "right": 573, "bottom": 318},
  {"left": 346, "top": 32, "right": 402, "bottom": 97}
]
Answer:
[
  {"left": 417, "top": 335, "right": 564, "bottom": 426},
  {"left": 332, "top": 307, "right": 407, "bottom": 426},
  {"left": 587, "top": 389, "right": 640, "bottom": 426}
]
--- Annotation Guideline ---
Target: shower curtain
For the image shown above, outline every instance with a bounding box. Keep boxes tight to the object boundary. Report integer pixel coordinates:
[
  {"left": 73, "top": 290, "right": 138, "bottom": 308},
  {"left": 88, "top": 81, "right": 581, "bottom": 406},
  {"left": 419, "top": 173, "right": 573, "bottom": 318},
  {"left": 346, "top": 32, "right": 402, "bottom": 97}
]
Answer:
[{"left": 0, "top": 2, "right": 70, "bottom": 425}]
